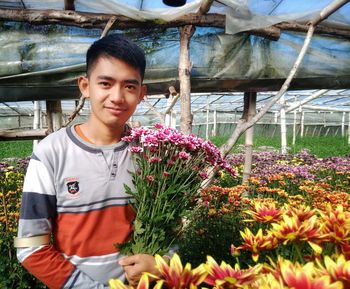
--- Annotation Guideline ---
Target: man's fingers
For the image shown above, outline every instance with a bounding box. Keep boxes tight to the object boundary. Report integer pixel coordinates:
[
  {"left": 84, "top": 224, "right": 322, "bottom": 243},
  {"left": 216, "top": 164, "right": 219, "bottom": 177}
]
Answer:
[{"left": 119, "top": 255, "right": 137, "bottom": 266}]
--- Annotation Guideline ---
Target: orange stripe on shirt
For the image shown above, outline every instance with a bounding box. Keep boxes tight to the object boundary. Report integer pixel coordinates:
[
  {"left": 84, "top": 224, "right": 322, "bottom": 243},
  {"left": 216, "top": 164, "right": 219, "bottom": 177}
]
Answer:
[
  {"left": 54, "top": 205, "right": 135, "bottom": 257},
  {"left": 22, "top": 245, "right": 75, "bottom": 289}
]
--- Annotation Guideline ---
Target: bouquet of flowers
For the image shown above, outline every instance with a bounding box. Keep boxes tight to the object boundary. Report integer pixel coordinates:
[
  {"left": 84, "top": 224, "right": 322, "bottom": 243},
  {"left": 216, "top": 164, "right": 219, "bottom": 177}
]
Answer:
[{"left": 117, "top": 124, "right": 235, "bottom": 256}]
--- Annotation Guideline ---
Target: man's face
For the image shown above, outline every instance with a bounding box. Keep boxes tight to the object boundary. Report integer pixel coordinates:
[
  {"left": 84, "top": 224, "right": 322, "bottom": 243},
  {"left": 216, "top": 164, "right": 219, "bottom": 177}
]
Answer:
[{"left": 79, "top": 56, "right": 146, "bottom": 129}]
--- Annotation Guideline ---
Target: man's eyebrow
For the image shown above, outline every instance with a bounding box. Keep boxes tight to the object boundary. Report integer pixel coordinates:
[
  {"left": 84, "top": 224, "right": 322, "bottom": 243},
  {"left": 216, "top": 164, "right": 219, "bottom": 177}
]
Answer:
[
  {"left": 97, "top": 75, "right": 115, "bottom": 81},
  {"left": 96, "top": 76, "right": 140, "bottom": 85},
  {"left": 124, "top": 79, "right": 140, "bottom": 85}
]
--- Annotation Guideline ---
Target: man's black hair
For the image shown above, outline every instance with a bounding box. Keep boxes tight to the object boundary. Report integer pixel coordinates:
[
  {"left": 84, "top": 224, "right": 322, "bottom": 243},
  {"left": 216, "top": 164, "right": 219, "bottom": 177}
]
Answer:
[{"left": 86, "top": 34, "right": 146, "bottom": 80}]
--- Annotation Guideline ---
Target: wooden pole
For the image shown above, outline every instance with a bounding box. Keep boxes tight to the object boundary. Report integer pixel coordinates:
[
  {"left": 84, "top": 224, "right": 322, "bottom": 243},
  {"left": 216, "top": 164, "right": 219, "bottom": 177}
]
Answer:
[
  {"left": 46, "top": 100, "right": 63, "bottom": 133},
  {"left": 33, "top": 101, "right": 41, "bottom": 148},
  {"left": 206, "top": 96, "right": 209, "bottom": 139},
  {"left": 242, "top": 92, "right": 257, "bottom": 185},
  {"left": 348, "top": 112, "right": 350, "bottom": 144},
  {"left": 300, "top": 110, "right": 305, "bottom": 137},
  {"left": 213, "top": 110, "right": 217, "bottom": 137},
  {"left": 179, "top": 25, "right": 195, "bottom": 134},
  {"left": 292, "top": 110, "right": 297, "bottom": 146},
  {"left": 341, "top": 111, "right": 346, "bottom": 137},
  {"left": 280, "top": 94, "right": 288, "bottom": 154}
]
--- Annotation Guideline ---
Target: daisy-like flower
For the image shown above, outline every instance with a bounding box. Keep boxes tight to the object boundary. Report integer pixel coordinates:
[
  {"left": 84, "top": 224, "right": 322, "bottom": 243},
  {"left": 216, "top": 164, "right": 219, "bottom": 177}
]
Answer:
[
  {"left": 270, "top": 214, "right": 324, "bottom": 254},
  {"left": 319, "top": 205, "right": 350, "bottom": 245},
  {"left": 239, "top": 228, "right": 278, "bottom": 262},
  {"left": 318, "top": 255, "right": 350, "bottom": 288},
  {"left": 204, "top": 255, "right": 262, "bottom": 288},
  {"left": 244, "top": 202, "right": 283, "bottom": 224},
  {"left": 277, "top": 258, "right": 342, "bottom": 289},
  {"left": 148, "top": 253, "right": 207, "bottom": 289},
  {"left": 284, "top": 203, "right": 317, "bottom": 222}
]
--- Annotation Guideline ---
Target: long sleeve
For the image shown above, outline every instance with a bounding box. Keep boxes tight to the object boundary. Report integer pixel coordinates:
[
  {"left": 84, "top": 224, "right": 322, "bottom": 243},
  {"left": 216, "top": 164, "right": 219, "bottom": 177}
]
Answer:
[{"left": 17, "top": 154, "right": 108, "bottom": 289}]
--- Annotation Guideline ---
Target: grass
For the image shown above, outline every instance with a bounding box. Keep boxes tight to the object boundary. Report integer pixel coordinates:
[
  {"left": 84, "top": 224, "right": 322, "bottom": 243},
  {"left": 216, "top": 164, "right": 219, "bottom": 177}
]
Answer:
[
  {"left": 210, "top": 135, "right": 350, "bottom": 158},
  {"left": 0, "top": 140, "right": 33, "bottom": 160},
  {"left": 0, "top": 135, "right": 349, "bottom": 161}
]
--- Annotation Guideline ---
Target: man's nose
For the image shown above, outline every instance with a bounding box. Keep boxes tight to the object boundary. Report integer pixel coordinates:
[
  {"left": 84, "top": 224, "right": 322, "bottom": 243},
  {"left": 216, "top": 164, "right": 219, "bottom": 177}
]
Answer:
[{"left": 110, "top": 86, "right": 124, "bottom": 103}]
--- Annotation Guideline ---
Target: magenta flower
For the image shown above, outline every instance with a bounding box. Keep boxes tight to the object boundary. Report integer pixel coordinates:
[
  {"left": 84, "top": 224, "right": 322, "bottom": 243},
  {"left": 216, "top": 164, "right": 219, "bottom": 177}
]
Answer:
[
  {"left": 149, "top": 157, "right": 162, "bottom": 163},
  {"left": 118, "top": 124, "right": 236, "bottom": 256},
  {"left": 179, "top": 151, "right": 190, "bottom": 160},
  {"left": 130, "top": 146, "right": 143, "bottom": 153},
  {"left": 199, "top": 171, "right": 209, "bottom": 179}
]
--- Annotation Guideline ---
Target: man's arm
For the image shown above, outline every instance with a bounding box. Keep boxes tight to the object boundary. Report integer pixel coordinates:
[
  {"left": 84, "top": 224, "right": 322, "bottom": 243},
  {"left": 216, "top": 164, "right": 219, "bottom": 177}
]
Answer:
[{"left": 16, "top": 156, "right": 108, "bottom": 289}]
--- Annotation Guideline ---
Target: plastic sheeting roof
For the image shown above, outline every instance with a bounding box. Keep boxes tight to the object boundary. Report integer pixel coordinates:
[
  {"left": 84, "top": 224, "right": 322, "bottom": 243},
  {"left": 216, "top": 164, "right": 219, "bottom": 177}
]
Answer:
[{"left": 0, "top": 0, "right": 349, "bottom": 102}]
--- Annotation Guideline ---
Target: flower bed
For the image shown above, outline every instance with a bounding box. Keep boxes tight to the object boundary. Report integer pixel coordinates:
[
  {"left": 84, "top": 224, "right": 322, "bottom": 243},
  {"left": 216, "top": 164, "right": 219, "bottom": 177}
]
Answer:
[{"left": 2, "top": 148, "right": 350, "bottom": 288}]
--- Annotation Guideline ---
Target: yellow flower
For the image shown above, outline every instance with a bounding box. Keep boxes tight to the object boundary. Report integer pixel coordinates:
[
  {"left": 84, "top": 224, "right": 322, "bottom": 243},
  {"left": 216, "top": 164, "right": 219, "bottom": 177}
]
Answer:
[
  {"left": 151, "top": 253, "right": 207, "bottom": 289},
  {"left": 204, "top": 256, "right": 262, "bottom": 288}
]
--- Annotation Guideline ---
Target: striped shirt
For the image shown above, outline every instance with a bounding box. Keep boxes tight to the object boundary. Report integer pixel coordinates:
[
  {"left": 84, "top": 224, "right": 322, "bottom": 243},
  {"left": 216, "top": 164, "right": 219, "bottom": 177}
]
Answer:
[{"left": 17, "top": 125, "right": 136, "bottom": 289}]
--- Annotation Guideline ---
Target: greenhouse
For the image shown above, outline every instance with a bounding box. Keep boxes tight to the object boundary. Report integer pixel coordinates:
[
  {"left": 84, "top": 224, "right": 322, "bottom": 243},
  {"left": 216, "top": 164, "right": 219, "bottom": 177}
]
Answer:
[{"left": 1, "top": 0, "right": 350, "bottom": 289}]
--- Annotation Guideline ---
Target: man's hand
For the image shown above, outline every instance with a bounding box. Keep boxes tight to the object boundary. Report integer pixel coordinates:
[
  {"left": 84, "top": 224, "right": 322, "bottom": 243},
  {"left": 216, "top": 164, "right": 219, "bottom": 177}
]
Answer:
[{"left": 119, "top": 254, "right": 161, "bottom": 287}]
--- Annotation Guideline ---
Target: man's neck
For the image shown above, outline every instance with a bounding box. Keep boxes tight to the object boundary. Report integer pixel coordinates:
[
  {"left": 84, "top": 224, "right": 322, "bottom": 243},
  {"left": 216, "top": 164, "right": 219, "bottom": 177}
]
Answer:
[{"left": 79, "top": 121, "right": 124, "bottom": 146}]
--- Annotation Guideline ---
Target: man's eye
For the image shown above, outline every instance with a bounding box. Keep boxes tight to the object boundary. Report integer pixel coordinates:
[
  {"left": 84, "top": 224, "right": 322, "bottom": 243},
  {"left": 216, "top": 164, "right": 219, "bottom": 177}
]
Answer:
[
  {"left": 126, "top": 85, "right": 136, "bottom": 90},
  {"left": 99, "top": 82, "right": 110, "bottom": 87}
]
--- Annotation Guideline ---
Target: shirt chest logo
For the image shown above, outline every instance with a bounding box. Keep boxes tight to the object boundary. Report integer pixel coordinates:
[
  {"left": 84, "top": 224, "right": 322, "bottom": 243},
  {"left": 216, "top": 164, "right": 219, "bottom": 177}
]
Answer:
[
  {"left": 67, "top": 181, "right": 79, "bottom": 194},
  {"left": 65, "top": 177, "right": 81, "bottom": 198}
]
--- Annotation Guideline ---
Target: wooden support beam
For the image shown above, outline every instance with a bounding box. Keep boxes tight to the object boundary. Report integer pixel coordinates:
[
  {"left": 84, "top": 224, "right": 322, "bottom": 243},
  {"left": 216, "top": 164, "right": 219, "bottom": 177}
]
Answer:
[
  {"left": 0, "top": 8, "right": 225, "bottom": 29},
  {"left": 0, "top": 129, "right": 48, "bottom": 140},
  {"left": 0, "top": 8, "right": 349, "bottom": 40}
]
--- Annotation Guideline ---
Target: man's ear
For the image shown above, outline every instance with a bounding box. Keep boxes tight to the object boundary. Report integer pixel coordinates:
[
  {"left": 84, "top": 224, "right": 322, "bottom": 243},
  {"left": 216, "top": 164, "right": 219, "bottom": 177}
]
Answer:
[
  {"left": 138, "top": 85, "right": 147, "bottom": 103},
  {"left": 78, "top": 76, "right": 89, "bottom": 98}
]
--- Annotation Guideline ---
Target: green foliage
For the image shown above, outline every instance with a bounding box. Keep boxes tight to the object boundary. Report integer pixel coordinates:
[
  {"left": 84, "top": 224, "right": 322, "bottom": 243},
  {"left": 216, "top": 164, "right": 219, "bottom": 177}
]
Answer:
[
  {"left": 0, "top": 141, "right": 33, "bottom": 160},
  {"left": 178, "top": 185, "right": 253, "bottom": 268}
]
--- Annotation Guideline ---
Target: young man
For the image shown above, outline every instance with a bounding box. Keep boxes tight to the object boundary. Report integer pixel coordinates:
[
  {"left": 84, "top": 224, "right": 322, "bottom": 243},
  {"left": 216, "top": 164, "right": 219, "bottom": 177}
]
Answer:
[{"left": 16, "top": 34, "right": 160, "bottom": 288}]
